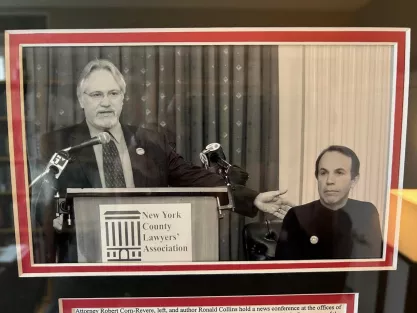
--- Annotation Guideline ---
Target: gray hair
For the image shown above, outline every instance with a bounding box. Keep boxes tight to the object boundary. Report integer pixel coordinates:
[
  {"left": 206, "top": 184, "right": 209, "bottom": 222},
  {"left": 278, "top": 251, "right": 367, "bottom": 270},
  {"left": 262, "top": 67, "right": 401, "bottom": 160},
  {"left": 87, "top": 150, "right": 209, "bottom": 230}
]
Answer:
[{"left": 76, "top": 59, "right": 126, "bottom": 100}]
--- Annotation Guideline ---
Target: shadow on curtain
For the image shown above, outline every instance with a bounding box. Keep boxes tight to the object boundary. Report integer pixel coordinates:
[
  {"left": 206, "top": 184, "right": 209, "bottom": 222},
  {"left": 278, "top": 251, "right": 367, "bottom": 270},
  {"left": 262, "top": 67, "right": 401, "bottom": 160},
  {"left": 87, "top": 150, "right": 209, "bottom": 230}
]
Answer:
[{"left": 23, "top": 45, "right": 279, "bottom": 262}]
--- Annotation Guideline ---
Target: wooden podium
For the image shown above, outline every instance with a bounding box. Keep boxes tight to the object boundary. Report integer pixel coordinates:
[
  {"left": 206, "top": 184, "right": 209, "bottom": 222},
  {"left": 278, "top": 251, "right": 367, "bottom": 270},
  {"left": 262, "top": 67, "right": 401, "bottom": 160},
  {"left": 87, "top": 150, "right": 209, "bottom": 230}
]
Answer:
[{"left": 66, "top": 187, "right": 231, "bottom": 263}]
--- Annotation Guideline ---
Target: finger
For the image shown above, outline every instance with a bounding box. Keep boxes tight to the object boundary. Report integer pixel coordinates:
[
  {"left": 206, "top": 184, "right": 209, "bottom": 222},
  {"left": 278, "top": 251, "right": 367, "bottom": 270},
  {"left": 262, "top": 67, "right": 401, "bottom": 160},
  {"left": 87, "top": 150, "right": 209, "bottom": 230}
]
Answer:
[
  {"left": 270, "top": 199, "right": 293, "bottom": 209},
  {"left": 274, "top": 208, "right": 287, "bottom": 218},
  {"left": 272, "top": 191, "right": 290, "bottom": 200},
  {"left": 267, "top": 189, "right": 286, "bottom": 198},
  {"left": 286, "top": 201, "right": 296, "bottom": 207},
  {"left": 277, "top": 189, "right": 288, "bottom": 196},
  {"left": 278, "top": 206, "right": 290, "bottom": 213},
  {"left": 53, "top": 218, "right": 63, "bottom": 232},
  {"left": 276, "top": 199, "right": 295, "bottom": 207},
  {"left": 272, "top": 211, "right": 286, "bottom": 219},
  {"left": 269, "top": 198, "right": 281, "bottom": 205},
  {"left": 271, "top": 197, "right": 283, "bottom": 203},
  {"left": 279, "top": 207, "right": 288, "bottom": 214},
  {"left": 268, "top": 204, "right": 280, "bottom": 211}
]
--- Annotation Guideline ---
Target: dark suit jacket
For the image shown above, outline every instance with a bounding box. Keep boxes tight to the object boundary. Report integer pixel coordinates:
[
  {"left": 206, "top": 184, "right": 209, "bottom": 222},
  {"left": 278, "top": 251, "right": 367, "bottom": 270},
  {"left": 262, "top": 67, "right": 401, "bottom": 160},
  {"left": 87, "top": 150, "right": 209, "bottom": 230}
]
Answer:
[
  {"left": 274, "top": 199, "right": 383, "bottom": 260},
  {"left": 37, "top": 120, "right": 259, "bottom": 262}
]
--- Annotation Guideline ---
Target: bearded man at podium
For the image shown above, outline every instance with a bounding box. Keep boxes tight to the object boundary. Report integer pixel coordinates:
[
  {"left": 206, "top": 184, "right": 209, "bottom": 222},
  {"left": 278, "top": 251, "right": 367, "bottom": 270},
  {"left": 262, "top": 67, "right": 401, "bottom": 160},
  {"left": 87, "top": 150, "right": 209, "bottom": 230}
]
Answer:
[{"left": 35, "top": 58, "right": 292, "bottom": 264}]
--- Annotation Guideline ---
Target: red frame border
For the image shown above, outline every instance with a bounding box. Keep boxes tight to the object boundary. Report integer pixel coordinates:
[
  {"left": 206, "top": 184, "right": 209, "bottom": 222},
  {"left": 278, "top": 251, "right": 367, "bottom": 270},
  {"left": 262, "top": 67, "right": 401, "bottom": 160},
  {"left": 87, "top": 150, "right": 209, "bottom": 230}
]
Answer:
[
  {"left": 5, "top": 28, "right": 409, "bottom": 276},
  {"left": 59, "top": 294, "right": 358, "bottom": 313}
]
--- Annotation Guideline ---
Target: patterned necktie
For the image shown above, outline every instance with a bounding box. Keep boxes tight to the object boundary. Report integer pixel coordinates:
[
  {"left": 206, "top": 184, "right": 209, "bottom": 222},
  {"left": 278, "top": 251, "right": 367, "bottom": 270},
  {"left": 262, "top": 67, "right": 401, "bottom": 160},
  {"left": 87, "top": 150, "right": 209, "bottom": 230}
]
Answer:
[{"left": 102, "top": 139, "right": 126, "bottom": 188}]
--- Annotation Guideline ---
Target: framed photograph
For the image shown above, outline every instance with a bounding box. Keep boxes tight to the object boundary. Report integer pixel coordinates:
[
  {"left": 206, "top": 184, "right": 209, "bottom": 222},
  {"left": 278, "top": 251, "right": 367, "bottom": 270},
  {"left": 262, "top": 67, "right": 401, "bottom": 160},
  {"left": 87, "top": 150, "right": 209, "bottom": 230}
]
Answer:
[
  {"left": 58, "top": 294, "right": 359, "bottom": 313},
  {"left": 5, "top": 27, "right": 409, "bottom": 277}
]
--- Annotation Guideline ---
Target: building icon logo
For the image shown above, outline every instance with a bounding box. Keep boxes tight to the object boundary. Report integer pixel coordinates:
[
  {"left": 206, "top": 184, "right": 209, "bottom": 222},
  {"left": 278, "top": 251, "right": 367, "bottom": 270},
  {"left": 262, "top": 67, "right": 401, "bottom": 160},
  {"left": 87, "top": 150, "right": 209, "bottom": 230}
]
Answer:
[{"left": 100, "top": 209, "right": 142, "bottom": 262}]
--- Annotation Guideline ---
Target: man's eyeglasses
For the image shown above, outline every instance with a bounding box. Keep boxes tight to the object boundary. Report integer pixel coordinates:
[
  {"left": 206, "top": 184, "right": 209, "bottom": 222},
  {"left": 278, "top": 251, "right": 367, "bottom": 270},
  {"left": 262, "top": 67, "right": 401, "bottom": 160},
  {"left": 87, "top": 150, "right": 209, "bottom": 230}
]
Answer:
[{"left": 84, "top": 90, "right": 123, "bottom": 102}]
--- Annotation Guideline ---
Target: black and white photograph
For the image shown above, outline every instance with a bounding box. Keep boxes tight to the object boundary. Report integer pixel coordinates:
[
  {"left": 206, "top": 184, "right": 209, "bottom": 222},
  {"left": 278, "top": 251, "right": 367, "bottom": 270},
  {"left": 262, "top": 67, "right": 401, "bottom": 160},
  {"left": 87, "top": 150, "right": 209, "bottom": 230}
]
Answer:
[{"left": 5, "top": 28, "right": 409, "bottom": 276}]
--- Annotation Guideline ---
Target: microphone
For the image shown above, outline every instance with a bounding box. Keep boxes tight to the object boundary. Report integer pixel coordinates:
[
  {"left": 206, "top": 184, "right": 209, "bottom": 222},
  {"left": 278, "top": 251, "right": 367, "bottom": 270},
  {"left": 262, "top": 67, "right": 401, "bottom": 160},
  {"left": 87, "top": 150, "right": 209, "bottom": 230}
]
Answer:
[
  {"left": 29, "top": 150, "right": 70, "bottom": 188},
  {"left": 51, "top": 132, "right": 110, "bottom": 179},
  {"left": 200, "top": 142, "right": 249, "bottom": 186},
  {"left": 46, "top": 151, "right": 70, "bottom": 179},
  {"left": 200, "top": 143, "right": 232, "bottom": 170},
  {"left": 29, "top": 132, "right": 111, "bottom": 188},
  {"left": 62, "top": 132, "right": 111, "bottom": 154}
]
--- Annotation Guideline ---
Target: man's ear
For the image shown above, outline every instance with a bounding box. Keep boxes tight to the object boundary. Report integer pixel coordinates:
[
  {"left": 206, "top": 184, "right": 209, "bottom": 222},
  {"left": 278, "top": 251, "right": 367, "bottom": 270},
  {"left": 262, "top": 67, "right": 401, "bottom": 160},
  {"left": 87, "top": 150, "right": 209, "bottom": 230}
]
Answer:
[
  {"left": 78, "top": 97, "right": 84, "bottom": 109},
  {"left": 351, "top": 174, "right": 360, "bottom": 189}
]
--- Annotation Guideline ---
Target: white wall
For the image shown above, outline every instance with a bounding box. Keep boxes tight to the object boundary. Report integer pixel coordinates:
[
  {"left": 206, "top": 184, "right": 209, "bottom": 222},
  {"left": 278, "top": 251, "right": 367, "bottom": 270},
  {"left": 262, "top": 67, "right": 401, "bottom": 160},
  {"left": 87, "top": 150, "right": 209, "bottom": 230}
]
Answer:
[{"left": 278, "top": 44, "right": 394, "bottom": 227}]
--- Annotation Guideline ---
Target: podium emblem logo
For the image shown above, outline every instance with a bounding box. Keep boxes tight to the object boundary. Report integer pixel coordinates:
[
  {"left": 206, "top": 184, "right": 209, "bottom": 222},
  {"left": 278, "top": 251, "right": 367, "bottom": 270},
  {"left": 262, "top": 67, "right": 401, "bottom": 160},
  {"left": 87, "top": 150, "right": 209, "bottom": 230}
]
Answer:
[{"left": 100, "top": 209, "right": 142, "bottom": 262}]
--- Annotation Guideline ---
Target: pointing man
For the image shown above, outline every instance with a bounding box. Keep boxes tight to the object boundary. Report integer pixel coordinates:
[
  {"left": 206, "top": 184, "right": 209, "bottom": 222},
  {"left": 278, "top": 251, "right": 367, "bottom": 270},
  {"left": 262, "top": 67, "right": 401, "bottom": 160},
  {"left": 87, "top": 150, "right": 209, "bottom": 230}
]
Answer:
[{"left": 38, "top": 59, "right": 291, "bottom": 263}]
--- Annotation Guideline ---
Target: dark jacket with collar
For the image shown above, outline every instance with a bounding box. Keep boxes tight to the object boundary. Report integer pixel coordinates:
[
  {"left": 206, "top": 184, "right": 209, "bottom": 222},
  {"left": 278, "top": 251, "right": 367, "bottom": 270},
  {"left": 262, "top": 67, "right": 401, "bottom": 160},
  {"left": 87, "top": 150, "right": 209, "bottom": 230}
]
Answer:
[
  {"left": 37, "top": 120, "right": 259, "bottom": 263},
  {"left": 274, "top": 198, "right": 383, "bottom": 260}
]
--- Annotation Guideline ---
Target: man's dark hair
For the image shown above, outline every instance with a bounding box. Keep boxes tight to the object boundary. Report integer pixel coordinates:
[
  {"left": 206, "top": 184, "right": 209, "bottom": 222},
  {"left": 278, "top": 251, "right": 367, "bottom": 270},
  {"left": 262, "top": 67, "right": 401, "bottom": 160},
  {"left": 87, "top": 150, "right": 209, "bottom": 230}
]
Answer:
[{"left": 315, "top": 145, "right": 360, "bottom": 179}]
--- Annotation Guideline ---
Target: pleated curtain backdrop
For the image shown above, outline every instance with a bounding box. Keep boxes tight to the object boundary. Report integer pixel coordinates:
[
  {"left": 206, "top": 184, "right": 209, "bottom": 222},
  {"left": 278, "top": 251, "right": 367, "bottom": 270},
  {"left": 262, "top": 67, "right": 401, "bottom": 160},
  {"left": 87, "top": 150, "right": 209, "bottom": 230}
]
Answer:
[{"left": 23, "top": 45, "right": 279, "bottom": 261}]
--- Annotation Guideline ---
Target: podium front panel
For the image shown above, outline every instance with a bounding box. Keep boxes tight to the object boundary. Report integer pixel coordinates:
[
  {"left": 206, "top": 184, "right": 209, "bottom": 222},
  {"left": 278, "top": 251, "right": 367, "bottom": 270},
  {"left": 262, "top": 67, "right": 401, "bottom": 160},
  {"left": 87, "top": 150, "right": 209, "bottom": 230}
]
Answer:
[{"left": 73, "top": 196, "right": 219, "bottom": 263}]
